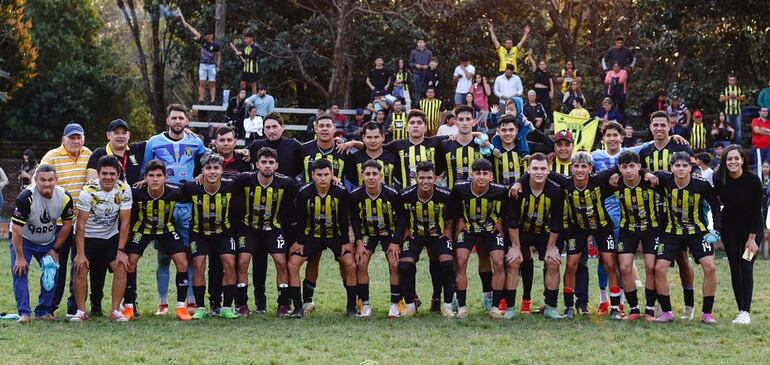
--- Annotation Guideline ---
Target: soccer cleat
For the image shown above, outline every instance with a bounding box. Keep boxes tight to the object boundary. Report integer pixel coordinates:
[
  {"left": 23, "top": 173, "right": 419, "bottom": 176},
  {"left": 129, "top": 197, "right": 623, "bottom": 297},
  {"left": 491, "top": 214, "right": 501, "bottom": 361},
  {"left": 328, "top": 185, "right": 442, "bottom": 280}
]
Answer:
[
  {"left": 397, "top": 299, "right": 406, "bottom": 314},
  {"left": 482, "top": 293, "right": 493, "bottom": 311},
  {"left": 624, "top": 313, "right": 642, "bottom": 321},
  {"left": 597, "top": 301, "right": 610, "bottom": 315},
  {"left": 220, "top": 307, "right": 239, "bottom": 319},
  {"left": 543, "top": 305, "right": 563, "bottom": 319},
  {"left": 489, "top": 307, "right": 504, "bottom": 319},
  {"left": 192, "top": 309, "right": 207, "bottom": 320},
  {"left": 563, "top": 307, "right": 575, "bottom": 319},
  {"left": 69, "top": 310, "right": 89, "bottom": 322},
  {"left": 346, "top": 309, "right": 360, "bottom": 318},
  {"left": 236, "top": 305, "right": 250, "bottom": 318},
  {"left": 277, "top": 305, "right": 291, "bottom": 318},
  {"left": 619, "top": 303, "right": 625, "bottom": 314},
  {"left": 292, "top": 307, "right": 305, "bottom": 319},
  {"left": 701, "top": 313, "right": 717, "bottom": 324},
  {"left": 302, "top": 301, "right": 316, "bottom": 313},
  {"left": 175, "top": 307, "right": 192, "bottom": 321},
  {"left": 359, "top": 305, "right": 372, "bottom": 319},
  {"left": 17, "top": 315, "right": 31, "bottom": 324},
  {"left": 520, "top": 299, "right": 532, "bottom": 314},
  {"left": 388, "top": 304, "right": 401, "bottom": 319},
  {"left": 503, "top": 308, "right": 517, "bottom": 320},
  {"left": 122, "top": 306, "right": 135, "bottom": 321},
  {"left": 451, "top": 294, "right": 459, "bottom": 312},
  {"left": 430, "top": 298, "right": 441, "bottom": 313},
  {"left": 356, "top": 299, "right": 364, "bottom": 313},
  {"left": 681, "top": 306, "right": 694, "bottom": 321},
  {"left": 654, "top": 311, "right": 674, "bottom": 323},
  {"left": 499, "top": 298, "right": 508, "bottom": 311},
  {"left": 610, "top": 308, "right": 623, "bottom": 320},
  {"left": 455, "top": 306, "right": 468, "bottom": 319},
  {"left": 441, "top": 303, "right": 455, "bottom": 318},
  {"left": 186, "top": 303, "right": 197, "bottom": 315},
  {"left": 401, "top": 305, "right": 417, "bottom": 318},
  {"left": 109, "top": 310, "right": 129, "bottom": 322},
  {"left": 155, "top": 304, "right": 169, "bottom": 316},
  {"left": 644, "top": 314, "right": 656, "bottom": 322},
  {"left": 577, "top": 305, "right": 590, "bottom": 316},
  {"left": 253, "top": 307, "right": 267, "bottom": 314},
  {"left": 210, "top": 307, "right": 222, "bottom": 316}
]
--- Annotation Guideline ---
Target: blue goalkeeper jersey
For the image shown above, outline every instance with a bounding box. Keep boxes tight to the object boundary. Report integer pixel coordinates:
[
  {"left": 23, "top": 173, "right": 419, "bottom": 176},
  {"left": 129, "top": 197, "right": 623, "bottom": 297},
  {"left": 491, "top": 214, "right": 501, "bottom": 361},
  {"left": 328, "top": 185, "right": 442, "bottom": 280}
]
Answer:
[{"left": 143, "top": 132, "right": 207, "bottom": 184}]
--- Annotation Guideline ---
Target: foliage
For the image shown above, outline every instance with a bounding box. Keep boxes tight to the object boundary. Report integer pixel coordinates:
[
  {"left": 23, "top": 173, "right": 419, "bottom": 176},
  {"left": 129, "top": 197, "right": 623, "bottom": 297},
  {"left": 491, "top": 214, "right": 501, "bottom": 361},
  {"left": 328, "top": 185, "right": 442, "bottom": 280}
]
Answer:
[{"left": 0, "top": 0, "right": 38, "bottom": 103}]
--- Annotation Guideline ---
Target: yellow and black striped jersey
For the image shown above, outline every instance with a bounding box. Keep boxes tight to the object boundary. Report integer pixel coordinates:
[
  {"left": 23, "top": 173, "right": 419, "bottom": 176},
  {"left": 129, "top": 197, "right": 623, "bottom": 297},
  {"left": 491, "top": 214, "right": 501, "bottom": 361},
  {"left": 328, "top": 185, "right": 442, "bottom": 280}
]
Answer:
[
  {"left": 507, "top": 179, "right": 565, "bottom": 235},
  {"left": 493, "top": 148, "right": 527, "bottom": 185},
  {"left": 384, "top": 135, "right": 448, "bottom": 187},
  {"left": 389, "top": 111, "right": 408, "bottom": 141},
  {"left": 181, "top": 178, "right": 239, "bottom": 236},
  {"left": 654, "top": 171, "right": 720, "bottom": 236},
  {"left": 450, "top": 181, "right": 508, "bottom": 234},
  {"left": 436, "top": 139, "right": 483, "bottom": 190},
  {"left": 241, "top": 43, "right": 259, "bottom": 74},
  {"left": 550, "top": 159, "right": 571, "bottom": 176},
  {"left": 723, "top": 85, "right": 742, "bottom": 115},
  {"left": 398, "top": 184, "right": 452, "bottom": 238},
  {"left": 419, "top": 98, "right": 442, "bottom": 132},
  {"left": 130, "top": 183, "right": 183, "bottom": 235},
  {"left": 300, "top": 141, "right": 346, "bottom": 183},
  {"left": 689, "top": 122, "right": 708, "bottom": 151},
  {"left": 546, "top": 170, "right": 615, "bottom": 231},
  {"left": 234, "top": 172, "right": 297, "bottom": 234},
  {"left": 611, "top": 179, "right": 659, "bottom": 232},
  {"left": 350, "top": 184, "right": 402, "bottom": 241},
  {"left": 344, "top": 149, "right": 399, "bottom": 188},
  {"left": 295, "top": 183, "right": 350, "bottom": 240},
  {"left": 638, "top": 139, "right": 693, "bottom": 172}
]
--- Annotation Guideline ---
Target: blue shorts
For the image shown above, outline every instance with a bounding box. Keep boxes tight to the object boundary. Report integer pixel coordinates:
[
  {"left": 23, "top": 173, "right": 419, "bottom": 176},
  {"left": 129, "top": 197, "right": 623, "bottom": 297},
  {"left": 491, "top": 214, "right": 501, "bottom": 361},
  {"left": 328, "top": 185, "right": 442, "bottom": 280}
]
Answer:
[{"left": 199, "top": 63, "right": 217, "bottom": 81}]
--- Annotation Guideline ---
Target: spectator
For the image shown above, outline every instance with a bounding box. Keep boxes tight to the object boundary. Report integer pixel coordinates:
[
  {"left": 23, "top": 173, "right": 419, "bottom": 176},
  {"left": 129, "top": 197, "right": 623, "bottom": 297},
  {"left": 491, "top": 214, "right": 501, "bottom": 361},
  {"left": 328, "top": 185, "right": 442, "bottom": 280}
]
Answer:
[
  {"left": 462, "top": 93, "right": 484, "bottom": 133},
  {"left": 243, "top": 106, "right": 264, "bottom": 145},
  {"left": 751, "top": 107, "right": 770, "bottom": 164},
  {"left": 641, "top": 89, "right": 668, "bottom": 123},
  {"left": 408, "top": 39, "right": 432, "bottom": 106},
  {"left": 711, "top": 111, "right": 735, "bottom": 147},
  {"left": 437, "top": 113, "right": 458, "bottom": 136},
  {"left": 0, "top": 166, "right": 7, "bottom": 212},
  {"left": 86, "top": 119, "right": 146, "bottom": 185},
  {"left": 487, "top": 20, "right": 530, "bottom": 74},
  {"left": 330, "top": 104, "right": 348, "bottom": 126},
  {"left": 667, "top": 96, "right": 691, "bottom": 138},
  {"left": 19, "top": 148, "right": 37, "bottom": 190},
  {"left": 366, "top": 57, "right": 392, "bottom": 98},
  {"left": 393, "top": 58, "right": 412, "bottom": 108},
  {"left": 568, "top": 97, "right": 590, "bottom": 118},
  {"left": 367, "top": 91, "right": 391, "bottom": 119},
  {"left": 557, "top": 59, "right": 581, "bottom": 94},
  {"left": 213, "top": 126, "right": 251, "bottom": 175},
  {"left": 387, "top": 100, "right": 408, "bottom": 140},
  {"left": 689, "top": 110, "right": 709, "bottom": 152},
  {"left": 352, "top": 108, "right": 367, "bottom": 130},
  {"left": 179, "top": 12, "right": 220, "bottom": 105},
  {"left": 230, "top": 32, "right": 259, "bottom": 94},
  {"left": 720, "top": 74, "right": 747, "bottom": 143},
  {"left": 244, "top": 84, "right": 275, "bottom": 117},
  {"left": 758, "top": 78, "right": 770, "bottom": 109},
  {"left": 602, "top": 35, "right": 636, "bottom": 70},
  {"left": 604, "top": 61, "right": 628, "bottom": 111},
  {"left": 562, "top": 79, "right": 585, "bottom": 114},
  {"left": 529, "top": 53, "right": 554, "bottom": 115},
  {"left": 306, "top": 105, "right": 327, "bottom": 140},
  {"left": 452, "top": 54, "right": 476, "bottom": 106},
  {"left": 226, "top": 89, "right": 248, "bottom": 136},
  {"left": 420, "top": 87, "right": 443, "bottom": 134},
  {"left": 493, "top": 64, "right": 523, "bottom": 110},
  {"left": 695, "top": 152, "right": 714, "bottom": 185},
  {"left": 523, "top": 90, "right": 548, "bottom": 131},
  {"left": 471, "top": 74, "right": 492, "bottom": 129},
  {"left": 595, "top": 97, "right": 624, "bottom": 125},
  {"left": 374, "top": 109, "right": 389, "bottom": 137},
  {"left": 424, "top": 57, "right": 442, "bottom": 96},
  {"left": 622, "top": 125, "right": 637, "bottom": 147}
]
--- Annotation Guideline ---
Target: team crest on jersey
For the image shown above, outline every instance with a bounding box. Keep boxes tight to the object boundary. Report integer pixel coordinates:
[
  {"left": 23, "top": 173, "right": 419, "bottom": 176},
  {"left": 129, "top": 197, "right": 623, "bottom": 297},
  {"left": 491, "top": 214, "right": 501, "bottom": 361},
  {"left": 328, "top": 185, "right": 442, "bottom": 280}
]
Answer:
[
  {"left": 190, "top": 240, "right": 198, "bottom": 253},
  {"left": 132, "top": 232, "right": 143, "bottom": 243},
  {"left": 402, "top": 239, "right": 410, "bottom": 251},
  {"left": 657, "top": 242, "right": 664, "bottom": 255},
  {"left": 238, "top": 236, "right": 246, "bottom": 248},
  {"left": 617, "top": 240, "right": 624, "bottom": 252},
  {"left": 185, "top": 147, "right": 192, "bottom": 157},
  {"left": 568, "top": 238, "right": 576, "bottom": 251},
  {"left": 114, "top": 193, "right": 123, "bottom": 204}
]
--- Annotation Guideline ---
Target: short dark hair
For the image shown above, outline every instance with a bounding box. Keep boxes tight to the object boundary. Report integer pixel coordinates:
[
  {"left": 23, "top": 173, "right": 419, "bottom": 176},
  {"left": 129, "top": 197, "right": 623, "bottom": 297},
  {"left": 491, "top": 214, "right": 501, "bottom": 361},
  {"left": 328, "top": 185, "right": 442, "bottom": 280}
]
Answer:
[
  {"left": 315, "top": 114, "right": 335, "bottom": 125},
  {"left": 318, "top": 104, "right": 328, "bottom": 111},
  {"left": 144, "top": 159, "right": 166, "bottom": 176},
  {"left": 471, "top": 159, "right": 493, "bottom": 172},
  {"left": 35, "top": 164, "right": 56, "bottom": 175},
  {"left": 97, "top": 155, "right": 122, "bottom": 173},
  {"left": 528, "top": 152, "right": 548, "bottom": 164},
  {"left": 601, "top": 121, "right": 624, "bottom": 136},
  {"left": 656, "top": 89, "right": 668, "bottom": 97},
  {"left": 573, "top": 97, "right": 584, "bottom": 106},
  {"left": 216, "top": 126, "right": 236, "bottom": 138},
  {"left": 650, "top": 110, "right": 669, "bottom": 123},
  {"left": 264, "top": 112, "right": 284, "bottom": 126},
  {"left": 505, "top": 64, "right": 515, "bottom": 71},
  {"left": 244, "top": 32, "right": 255, "bottom": 39},
  {"left": 256, "top": 147, "right": 278, "bottom": 161},
  {"left": 618, "top": 151, "right": 640, "bottom": 165},
  {"left": 416, "top": 161, "right": 435, "bottom": 174},
  {"left": 429, "top": 56, "right": 438, "bottom": 62},
  {"left": 425, "top": 86, "right": 436, "bottom": 92},
  {"left": 311, "top": 158, "right": 333, "bottom": 172},
  {"left": 247, "top": 106, "right": 256, "bottom": 113},
  {"left": 497, "top": 114, "right": 517, "bottom": 128},
  {"left": 167, "top": 103, "right": 188, "bottom": 117},
  {"left": 671, "top": 151, "right": 693, "bottom": 166},
  {"left": 362, "top": 122, "right": 383, "bottom": 136},
  {"left": 460, "top": 54, "right": 470, "bottom": 62},
  {"left": 362, "top": 159, "right": 382, "bottom": 172},
  {"left": 407, "top": 110, "right": 427, "bottom": 123},
  {"left": 454, "top": 104, "right": 475, "bottom": 118},
  {"left": 695, "top": 152, "right": 712, "bottom": 165}
]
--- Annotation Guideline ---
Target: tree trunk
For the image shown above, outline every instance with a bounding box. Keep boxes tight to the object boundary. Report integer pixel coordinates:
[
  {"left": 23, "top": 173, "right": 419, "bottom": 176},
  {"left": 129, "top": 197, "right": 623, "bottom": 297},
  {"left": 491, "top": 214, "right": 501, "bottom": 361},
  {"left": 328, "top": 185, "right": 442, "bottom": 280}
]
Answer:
[
  {"left": 327, "top": 0, "right": 354, "bottom": 107},
  {"left": 215, "top": 0, "right": 226, "bottom": 41},
  {"left": 150, "top": 5, "right": 165, "bottom": 131}
]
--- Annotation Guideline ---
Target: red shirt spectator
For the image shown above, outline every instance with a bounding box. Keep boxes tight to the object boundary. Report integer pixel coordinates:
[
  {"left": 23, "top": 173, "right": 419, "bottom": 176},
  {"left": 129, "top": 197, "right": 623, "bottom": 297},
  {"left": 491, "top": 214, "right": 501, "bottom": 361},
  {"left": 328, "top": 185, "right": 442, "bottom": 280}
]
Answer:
[{"left": 751, "top": 109, "right": 770, "bottom": 148}]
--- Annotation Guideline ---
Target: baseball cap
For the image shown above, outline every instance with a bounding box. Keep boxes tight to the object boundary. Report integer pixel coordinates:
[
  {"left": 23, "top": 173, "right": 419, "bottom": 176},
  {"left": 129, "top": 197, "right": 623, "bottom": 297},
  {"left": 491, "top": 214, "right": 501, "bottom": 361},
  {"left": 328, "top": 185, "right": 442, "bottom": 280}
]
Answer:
[
  {"left": 554, "top": 129, "right": 574, "bottom": 143},
  {"left": 693, "top": 111, "right": 703, "bottom": 119},
  {"left": 63, "top": 123, "right": 84, "bottom": 137},
  {"left": 356, "top": 108, "right": 364, "bottom": 115},
  {"left": 374, "top": 89, "right": 384, "bottom": 97},
  {"left": 107, "top": 118, "right": 130, "bottom": 131}
]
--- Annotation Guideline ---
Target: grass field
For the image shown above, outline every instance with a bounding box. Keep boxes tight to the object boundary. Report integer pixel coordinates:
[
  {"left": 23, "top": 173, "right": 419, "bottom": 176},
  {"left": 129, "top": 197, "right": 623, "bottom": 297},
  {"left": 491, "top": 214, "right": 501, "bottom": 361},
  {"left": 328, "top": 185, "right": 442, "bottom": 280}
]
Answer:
[{"left": 1, "top": 239, "right": 769, "bottom": 364}]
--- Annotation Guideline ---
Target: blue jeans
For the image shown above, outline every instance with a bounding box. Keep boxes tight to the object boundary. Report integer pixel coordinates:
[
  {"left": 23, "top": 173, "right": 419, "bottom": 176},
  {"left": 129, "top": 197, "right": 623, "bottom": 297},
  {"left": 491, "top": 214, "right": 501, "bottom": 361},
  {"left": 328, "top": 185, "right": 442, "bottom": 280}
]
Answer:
[
  {"left": 727, "top": 114, "right": 742, "bottom": 144},
  {"left": 454, "top": 92, "right": 467, "bottom": 107},
  {"left": 754, "top": 147, "right": 770, "bottom": 170},
  {"left": 9, "top": 236, "right": 57, "bottom": 316},
  {"left": 157, "top": 203, "right": 193, "bottom": 303},
  {"left": 412, "top": 73, "right": 424, "bottom": 106}
]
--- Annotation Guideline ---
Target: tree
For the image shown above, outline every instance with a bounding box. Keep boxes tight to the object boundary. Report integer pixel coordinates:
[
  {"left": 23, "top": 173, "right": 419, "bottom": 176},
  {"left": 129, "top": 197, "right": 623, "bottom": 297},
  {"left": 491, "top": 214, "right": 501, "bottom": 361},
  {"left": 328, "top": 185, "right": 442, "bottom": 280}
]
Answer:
[{"left": 0, "top": 0, "right": 37, "bottom": 103}]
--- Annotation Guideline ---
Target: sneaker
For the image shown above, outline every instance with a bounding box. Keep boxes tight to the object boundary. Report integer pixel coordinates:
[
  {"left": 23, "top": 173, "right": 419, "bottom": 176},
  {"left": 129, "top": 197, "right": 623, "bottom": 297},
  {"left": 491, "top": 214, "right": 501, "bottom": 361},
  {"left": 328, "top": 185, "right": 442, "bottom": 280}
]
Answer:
[
  {"left": 303, "top": 301, "right": 316, "bottom": 313},
  {"left": 576, "top": 305, "right": 590, "bottom": 316},
  {"left": 597, "top": 301, "right": 610, "bottom": 315},
  {"left": 70, "top": 310, "right": 89, "bottom": 322},
  {"left": 482, "top": 293, "right": 493, "bottom": 311},
  {"left": 388, "top": 304, "right": 401, "bottom": 319},
  {"left": 441, "top": 303, "right": 455, "bottom": 318},
  {"left": 489, "top": 307, "right": 504, "bottom": 319},
  {"left": 401, "top": 305, "right": 417, "bottom": 318},
  {"left": 278, "top": 305, "right": 291, "bottom": 318},
  {"left": 192, "top": 309, "right": 207, "bottom": 320},
  {"left": 741, "top": 312, "right": 751, "bottom": 325},
  {"left": 186, "top": 303, "right": 197, "bottom": 315},
  {"left": 563, "top": 307, "right": 575, "bottom": 319},
  {"left": 732, "top": 311, "right": 750, "bottom": 325},
  {"left": 356, "top": 299, "right": 364, "bottom": 313},
  {"left": 610, "top": 308, "right": 623, "bottom": 320},
  {"left": 359, "top": 305, "right": 372, "bottom": 319},
  {"left": 397, "top": 299, "right": 406, "bottom": 315},
  {"left": 17, "top": 315, "right": 31, "bottom": 324},
  {"left": 644, "top": 314, "right": 656, "bottom": 322},
  {"left": 236, "top": 305, "right": 250, "bottom": 318},
  {"left": 253, "top": 307, "right": 267, "bottom": 314},
  {"left": 701, "top": 313, "right": 717, "bottom": 324},
  {"left": 543, "top": 305, "right": 563, "bottom": 319},
  {"left": 520, "top": 299, "right": 532, "bottom": 314},
  {"left": 155, "top": 304, "right": 169, "bottom": 316},
  {"left": 109, "top": 310, "right": 129, "bottom": 322},
  {"left": 210, "top": 307, "right": 222, "bottom": 316},
  {"left": 624, "top": 313, "right": 642, "bottom": 321},
  {"left": 681, "top": 306, "right": 694, "bottom": 320},
  {"left": 430, "top": 298, "right": 441, "bottom": 313},
  {"left": 654, "top": 311, "right": 674, "bottom": 323},
  {"left": 456, "top": 306, "right": 468, "bottom": 319},
  {"left": 503, "top": 308, "right": 517, "bottom": 320},
  {"left": 122, "top": 306, "right": 135, "bottom": 321},
  {"left": 292, "top": 306, "right": 305, "bottom": 319},
  {"left": 220, "top": 307, "right": 239, "bottom": 319},
  {"left": 175, "top": 307, "right": 192, "bottom": 321},
  {"left": 499, "top": 298, "right": 508, "bottom": 311}
]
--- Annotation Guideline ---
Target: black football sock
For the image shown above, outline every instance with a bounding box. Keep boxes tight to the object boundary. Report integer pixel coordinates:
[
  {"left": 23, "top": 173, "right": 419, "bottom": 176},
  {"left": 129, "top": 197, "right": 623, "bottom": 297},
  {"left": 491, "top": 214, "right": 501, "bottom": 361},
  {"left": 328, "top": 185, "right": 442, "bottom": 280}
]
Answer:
[
  {"left": 544, "top": 289, "right": 558, "bottom": 308},
  {"left": 683, "top": 286, "right": 695, "bottom": 307},
  {"left": 505, "top": 289, "right": 516, "bottom": 309},
  {"left": 235, "top": 283, "right": 247, "bottom": 307},
  {"left": 390, "top": 284, "right": 401, "bottom": 304},
  {"left": 644, "top": 288, "right": 657, "bottom": 316},
  {"left": 357, "top": 283, "right": 370, "bottom": 303},
  {"left": 223, "top": 285, "right": 236, "bottom": 308},
  {"left": 193, "top": 286, "right": 206, "bottom": 309},
  {"left": 702, "top": 296, "right": 714, "bottom": 314},
  {"left": 564, "top": 287, "right": 575, "bottom": 308},
  {"left": 492, "top": 290, "right": 504, "bottom": 308},
  {"left": 659, "top": 294, "right": 672, "bottom": 312},
  {"left": 398, "top": 262, "right": 416, "bottom": 304},
  {"left": 124, "top": 271, "right": 137, "bottom": 306},
  {"left": 175, "top": 272, "right": 189, "bottom": 304},
  {"left": 456, "top": 290, "right": 467, "bottom": 308},
  {"left": 625, "top": 290, "right": 639, "bottom": 314},
  {"left": 302, "top": 279, "right": 316, "bottom": 303},
  {"left": 290, "top": 286, "right": 302, "bottom": 309},
  {"left": 277, "top": 284, "right": 289, "bottom": 306},
  {"left": 479, "top": 271, "right": 493, "bottom": 294},
  {"left": 440, "top": 260, "right": 456, "bottom": 304},
  {"left": 429, "top": 260, "right": 442, "bottom": 300},
  {"left": 345, "top": 285, "right": 357, "bottom": 312},
  {"left": 520, "top": 259, "right": 533, "bottom": 300}
]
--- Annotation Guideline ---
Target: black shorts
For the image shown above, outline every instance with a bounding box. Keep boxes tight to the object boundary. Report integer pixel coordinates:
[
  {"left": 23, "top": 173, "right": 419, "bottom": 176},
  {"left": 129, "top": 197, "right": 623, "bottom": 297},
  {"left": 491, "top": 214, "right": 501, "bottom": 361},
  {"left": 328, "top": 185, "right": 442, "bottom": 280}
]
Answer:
[
  {"left": 127, "top": 231, "right": 187, "bottom": 256},
  {"left": 299, "top": 237, "right": 348, "bottom": 260},
  {"left": 240, "top": 72, "right": 258, "bottom": 83},
  {"left": 656, "top": 233, "right": 713, "bottom": 263},
  {"left": 617, "top": 229, "right": 660, "bottom": 255},
  {"left": 362, "top": 236, "right": 395, "bottom": 252},
  {"left": 519, "top": 232, "right": 548, "bottom": 261},
  {"left": 238, "top": 228, "right": 289, "bottom": 254},
  {"left": 84, "top": 235, "right": 119, "bottom": 273},
  {"left": 566, "top": 227, "right": 615, "bottom": 255},
  {"left": 400, "top": 236, "right": 453, "bottom": 261},
  {"left": 189, "top": 231, "right": 236, "bottom": 257},
  {"left": 456, "top": 231, "right": 506, "bottom": 252}
]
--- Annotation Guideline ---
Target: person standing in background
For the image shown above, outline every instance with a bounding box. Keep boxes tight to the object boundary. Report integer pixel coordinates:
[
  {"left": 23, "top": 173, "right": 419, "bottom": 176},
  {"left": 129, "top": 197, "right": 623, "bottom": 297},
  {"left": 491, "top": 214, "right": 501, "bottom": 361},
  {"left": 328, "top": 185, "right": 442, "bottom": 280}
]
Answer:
[
  {"left": 719, "top": 74, "right": 747, "bottom": 144},
  {"left": 19, "top": 149, "right": 38, "bottom": 190},
  {"left": 409, "top": 39, "right": 432, "bottom": 106},
  {"left": 452, "top": 55, "right": 475, "bottom": 106},
  {"left": 488, "top": 20, "right": 530, "bottom": 75}
]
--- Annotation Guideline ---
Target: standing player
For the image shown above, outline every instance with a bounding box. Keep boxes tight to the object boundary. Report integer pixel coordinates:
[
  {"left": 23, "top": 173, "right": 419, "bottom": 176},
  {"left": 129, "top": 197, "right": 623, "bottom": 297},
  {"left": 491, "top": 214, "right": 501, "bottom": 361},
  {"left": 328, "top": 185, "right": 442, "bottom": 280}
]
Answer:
[
  {"left": 234, "top": 147, "right": 297, "bottom": 317},
  {"left": 123, "top": 160, "right": 191, "bottom": 321},
  {"left": 491, "top": 115, "right": 528, "bottom": 186},
  {"left": 287, "top": 159, "right": 356, "bottom": 318},
  {"left": 506, "top": 153, "right": 565, "bottom": 319},
  {"left": 652, "top": 152, "right": 721, "bottom": 324},
  {"left": 350, "top": 160, "right": 403, "bottom": 318},
  {"left": 420, "top": 87, "right": 442, "bottom": 134},
  {"left": 344, "top": 122, "right": 399, "bottom": 188},
  {"left": 451, "top": 159, "right": 509, "bottom": 318},
  {"left": 231, "top": 32, "right": 259, "bottom": 94},
  {"left": 71, "top": 156, "right": 133, "bottom": 321},
  {"left": 397, "top": 162, "right": 456, "bottom": 318}
]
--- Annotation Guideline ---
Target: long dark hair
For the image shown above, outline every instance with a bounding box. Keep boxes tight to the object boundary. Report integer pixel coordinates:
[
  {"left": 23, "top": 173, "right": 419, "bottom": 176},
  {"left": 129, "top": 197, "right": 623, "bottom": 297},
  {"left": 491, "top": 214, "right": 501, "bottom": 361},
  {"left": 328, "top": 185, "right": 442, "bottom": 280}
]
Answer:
[
  {"left": 22, "top": 148, "right": 37, "bottom": 167},
  {"left": 717, "top": 144, "right": 749, "bottom": 185}
]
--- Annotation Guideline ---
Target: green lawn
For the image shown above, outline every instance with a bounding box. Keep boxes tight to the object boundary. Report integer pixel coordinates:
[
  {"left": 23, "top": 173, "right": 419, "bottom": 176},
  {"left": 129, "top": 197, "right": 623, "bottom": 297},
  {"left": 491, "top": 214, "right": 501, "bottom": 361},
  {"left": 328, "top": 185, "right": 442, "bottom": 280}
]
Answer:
[{"left": 0, "top": 240, "right": 769, "bottom": 364}]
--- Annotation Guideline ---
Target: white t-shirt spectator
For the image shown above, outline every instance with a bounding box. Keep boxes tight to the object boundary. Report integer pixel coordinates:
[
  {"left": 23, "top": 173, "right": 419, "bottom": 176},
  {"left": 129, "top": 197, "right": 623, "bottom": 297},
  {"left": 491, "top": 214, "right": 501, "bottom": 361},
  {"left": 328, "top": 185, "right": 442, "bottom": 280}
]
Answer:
[
  {"left": 437, "top": 124, "right": 458, "bottom": 137},
  {"left": 493, "top": 73, "right": 523, "bottom": 100},
  {"left": 244, "top": 116, "right": 264, "bottom": 139},
  {"left": 453, "top": 64, "right": 476, "bottom": 94}
]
